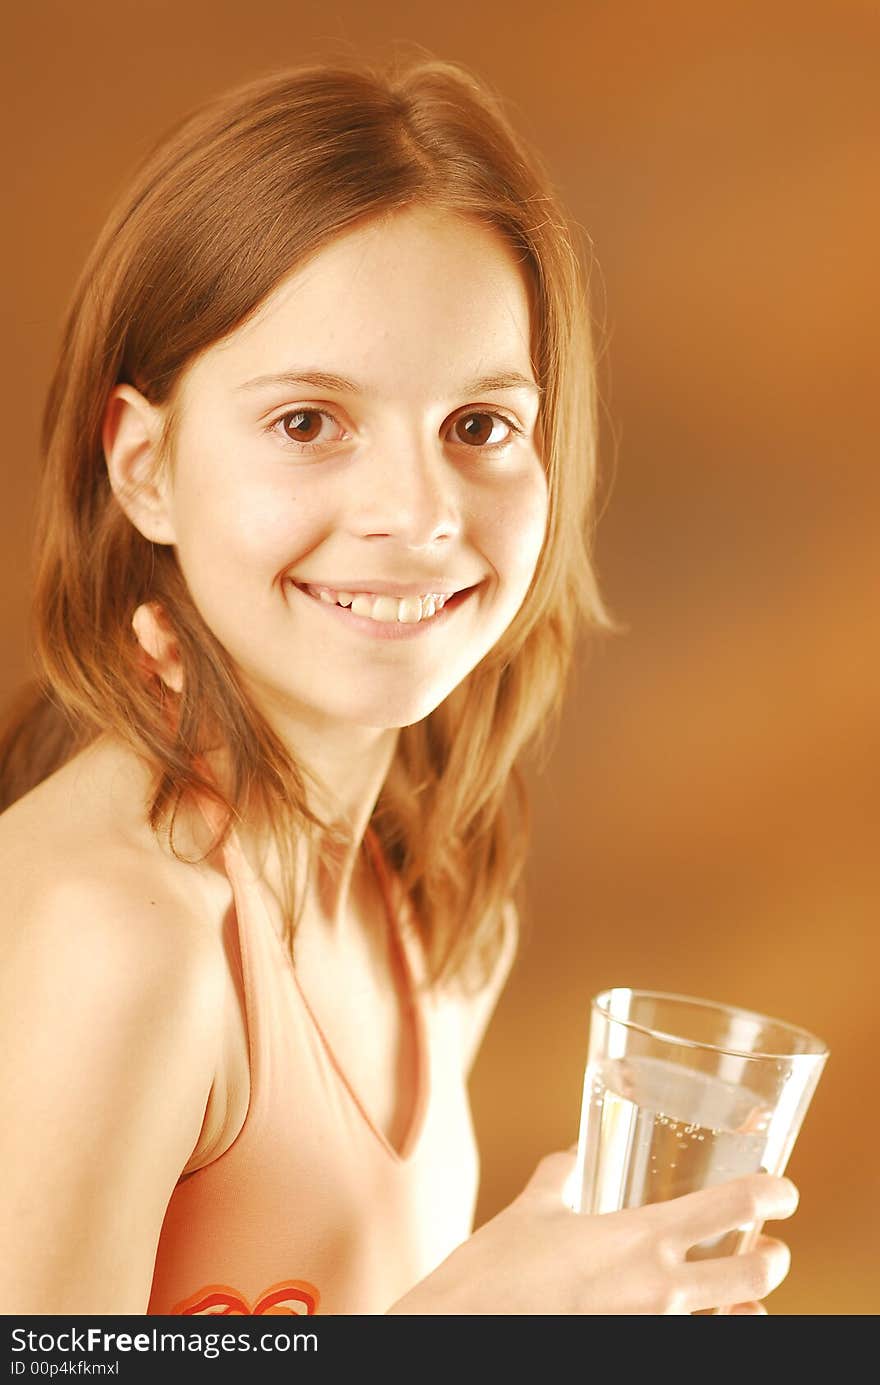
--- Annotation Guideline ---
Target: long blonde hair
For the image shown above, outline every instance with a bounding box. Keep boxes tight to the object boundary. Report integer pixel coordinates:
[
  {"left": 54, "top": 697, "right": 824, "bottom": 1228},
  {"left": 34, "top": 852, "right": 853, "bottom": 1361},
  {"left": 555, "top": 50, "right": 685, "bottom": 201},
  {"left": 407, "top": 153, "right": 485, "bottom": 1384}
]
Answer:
[{"left": 0, "top": 53, "right": 616, "bottom": 992}]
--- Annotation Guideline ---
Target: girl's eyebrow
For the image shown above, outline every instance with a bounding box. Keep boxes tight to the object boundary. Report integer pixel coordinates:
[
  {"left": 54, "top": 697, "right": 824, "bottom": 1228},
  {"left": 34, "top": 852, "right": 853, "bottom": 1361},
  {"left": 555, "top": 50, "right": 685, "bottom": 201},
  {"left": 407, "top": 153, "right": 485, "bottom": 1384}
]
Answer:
[{"left": 235, "top": 367, "right": 542, "bottom": 397}]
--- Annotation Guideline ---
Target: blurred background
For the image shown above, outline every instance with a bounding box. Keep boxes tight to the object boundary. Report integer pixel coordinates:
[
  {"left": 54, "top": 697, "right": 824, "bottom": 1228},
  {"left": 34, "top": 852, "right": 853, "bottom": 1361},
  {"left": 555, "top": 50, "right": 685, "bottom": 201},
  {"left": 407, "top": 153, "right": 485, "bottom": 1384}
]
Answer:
[{"left": 4, "top": 0, "right": 877, "bottom": 1315}]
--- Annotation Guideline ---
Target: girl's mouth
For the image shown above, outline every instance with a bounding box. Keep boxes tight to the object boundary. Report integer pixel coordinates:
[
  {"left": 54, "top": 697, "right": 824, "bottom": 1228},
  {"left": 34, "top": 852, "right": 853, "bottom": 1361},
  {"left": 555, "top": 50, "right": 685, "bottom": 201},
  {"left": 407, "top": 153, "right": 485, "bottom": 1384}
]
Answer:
[{"left": 287, "top": 579, "right": 481, "bottom": 640}]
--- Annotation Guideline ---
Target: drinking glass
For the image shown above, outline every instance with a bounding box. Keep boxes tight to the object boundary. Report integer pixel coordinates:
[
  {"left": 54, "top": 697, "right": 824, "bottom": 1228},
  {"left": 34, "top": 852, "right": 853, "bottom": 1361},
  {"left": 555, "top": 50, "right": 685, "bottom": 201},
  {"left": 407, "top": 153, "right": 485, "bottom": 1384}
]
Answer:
[{"left": 571, "top": 988, "right": 829, "bottom": 1310}]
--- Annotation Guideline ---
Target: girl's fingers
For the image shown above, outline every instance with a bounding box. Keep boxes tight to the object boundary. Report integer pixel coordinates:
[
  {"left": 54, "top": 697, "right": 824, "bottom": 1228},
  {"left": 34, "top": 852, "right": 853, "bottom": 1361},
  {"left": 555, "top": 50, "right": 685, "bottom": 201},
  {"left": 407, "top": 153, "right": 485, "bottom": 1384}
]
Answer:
[
  {"left": 728, "top": 1301, "right": 768, "bottom": 1315},
  {"left": 656, "top": 1174, "right": 798, "bottom": 1253},
  {"left": 674, "top": 1235, "right": 790, "bottom": 1314}
]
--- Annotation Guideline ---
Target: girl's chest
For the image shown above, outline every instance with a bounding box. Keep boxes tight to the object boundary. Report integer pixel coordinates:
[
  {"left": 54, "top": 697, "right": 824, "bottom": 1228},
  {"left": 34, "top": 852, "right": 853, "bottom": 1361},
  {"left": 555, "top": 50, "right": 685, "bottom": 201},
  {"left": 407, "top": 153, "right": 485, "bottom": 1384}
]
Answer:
[{"left": 185, "top": 874, "right": 431, "bottom": 1173}]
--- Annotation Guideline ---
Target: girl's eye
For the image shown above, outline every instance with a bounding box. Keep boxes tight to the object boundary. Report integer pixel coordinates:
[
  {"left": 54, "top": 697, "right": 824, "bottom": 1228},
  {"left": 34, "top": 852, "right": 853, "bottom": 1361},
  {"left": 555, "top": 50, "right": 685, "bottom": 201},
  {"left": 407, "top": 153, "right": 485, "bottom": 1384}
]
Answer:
[
  {"left": 449, "top": 411, "right": 522, "bottom": 450},
  {"left": 266, "top": 406, "right": 522, "bottom": 455},
  {"left": 269, "top": 408, "right": 345, "bottom": 451}
]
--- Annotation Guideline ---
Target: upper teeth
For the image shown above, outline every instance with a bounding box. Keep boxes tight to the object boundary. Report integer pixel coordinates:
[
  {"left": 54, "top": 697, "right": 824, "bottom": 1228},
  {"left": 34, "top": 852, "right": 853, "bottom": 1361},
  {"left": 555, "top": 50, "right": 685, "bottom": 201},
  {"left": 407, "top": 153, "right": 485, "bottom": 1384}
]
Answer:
[{"left": 303, "top": 585, "right": 452, "bottom": 623}]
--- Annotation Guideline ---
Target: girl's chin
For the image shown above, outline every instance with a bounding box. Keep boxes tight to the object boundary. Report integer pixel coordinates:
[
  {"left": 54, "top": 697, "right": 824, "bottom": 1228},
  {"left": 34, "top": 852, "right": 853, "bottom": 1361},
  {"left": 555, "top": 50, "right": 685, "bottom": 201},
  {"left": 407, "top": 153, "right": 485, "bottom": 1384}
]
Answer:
[{"left": 256, "top": 686, "right": 456, "bottom": 732}]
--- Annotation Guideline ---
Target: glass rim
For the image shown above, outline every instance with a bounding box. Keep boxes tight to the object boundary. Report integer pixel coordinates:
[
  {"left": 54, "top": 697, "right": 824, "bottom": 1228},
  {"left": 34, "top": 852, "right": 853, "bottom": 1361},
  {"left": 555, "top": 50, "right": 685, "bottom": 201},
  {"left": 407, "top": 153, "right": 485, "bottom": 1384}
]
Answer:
[{"left": 592, "top": 987, "right": 830, "bottom": 1062}]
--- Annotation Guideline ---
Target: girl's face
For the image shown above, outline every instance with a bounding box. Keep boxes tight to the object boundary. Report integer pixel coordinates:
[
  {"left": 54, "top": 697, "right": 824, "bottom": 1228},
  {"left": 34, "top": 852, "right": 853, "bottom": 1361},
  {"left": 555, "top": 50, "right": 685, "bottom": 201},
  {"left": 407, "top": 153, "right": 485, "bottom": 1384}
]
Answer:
[{"left": 157, "top": 206, "right": 547, "bottom": 734}]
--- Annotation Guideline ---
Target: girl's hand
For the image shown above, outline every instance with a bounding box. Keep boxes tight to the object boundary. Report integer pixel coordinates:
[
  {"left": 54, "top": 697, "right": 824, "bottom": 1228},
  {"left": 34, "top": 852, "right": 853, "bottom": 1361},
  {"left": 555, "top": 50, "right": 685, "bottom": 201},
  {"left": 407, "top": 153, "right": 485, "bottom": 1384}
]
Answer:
[{"left": 388, "top": 1149, "right": 797, "bottom": 1315}]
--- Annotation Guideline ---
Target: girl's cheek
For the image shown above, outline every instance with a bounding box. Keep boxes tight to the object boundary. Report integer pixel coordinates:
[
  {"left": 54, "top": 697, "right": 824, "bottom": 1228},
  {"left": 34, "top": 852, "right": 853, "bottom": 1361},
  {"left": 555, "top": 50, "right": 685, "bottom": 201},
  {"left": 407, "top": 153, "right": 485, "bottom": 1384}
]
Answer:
[
  {"left": 507, "top": 470, "right": 549, "bottom": 565},
  {"left": 205, "top": 489, "right": 321, "bottom": 566}
]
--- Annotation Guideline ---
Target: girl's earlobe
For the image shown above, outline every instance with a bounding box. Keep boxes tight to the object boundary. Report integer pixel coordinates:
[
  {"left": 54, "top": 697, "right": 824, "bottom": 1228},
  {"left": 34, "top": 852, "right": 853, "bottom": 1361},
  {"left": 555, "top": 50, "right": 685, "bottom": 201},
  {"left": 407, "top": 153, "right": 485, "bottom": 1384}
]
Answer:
[{"left": 131, "top": 602, "right": 184, "bottom": 694}]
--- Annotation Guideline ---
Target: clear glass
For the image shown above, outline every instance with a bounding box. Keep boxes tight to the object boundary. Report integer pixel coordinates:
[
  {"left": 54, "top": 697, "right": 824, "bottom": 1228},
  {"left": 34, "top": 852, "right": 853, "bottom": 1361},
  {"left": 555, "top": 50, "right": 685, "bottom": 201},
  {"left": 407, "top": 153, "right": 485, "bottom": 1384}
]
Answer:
[{"left": 572, "top": 988, "right": 829, "bottom": 1313}]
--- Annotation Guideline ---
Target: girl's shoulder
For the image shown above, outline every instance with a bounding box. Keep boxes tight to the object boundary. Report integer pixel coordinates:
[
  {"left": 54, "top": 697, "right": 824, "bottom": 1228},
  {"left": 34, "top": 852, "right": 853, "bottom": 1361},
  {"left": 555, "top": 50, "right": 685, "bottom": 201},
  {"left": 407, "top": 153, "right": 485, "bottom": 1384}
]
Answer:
[
  {"left": 0, "top": 736, "right": 228, "bottom": 1312},
  {"left": 0, "top": 734, "right": 226, "bottom": 980}
]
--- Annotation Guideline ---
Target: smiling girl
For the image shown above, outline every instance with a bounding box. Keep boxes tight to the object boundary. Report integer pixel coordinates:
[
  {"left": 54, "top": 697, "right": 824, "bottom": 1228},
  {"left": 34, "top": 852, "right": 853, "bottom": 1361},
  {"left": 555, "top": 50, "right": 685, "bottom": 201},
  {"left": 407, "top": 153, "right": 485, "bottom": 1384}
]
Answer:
[{"left": 0, "top": 55, "right": 797, "bottom": 1315}]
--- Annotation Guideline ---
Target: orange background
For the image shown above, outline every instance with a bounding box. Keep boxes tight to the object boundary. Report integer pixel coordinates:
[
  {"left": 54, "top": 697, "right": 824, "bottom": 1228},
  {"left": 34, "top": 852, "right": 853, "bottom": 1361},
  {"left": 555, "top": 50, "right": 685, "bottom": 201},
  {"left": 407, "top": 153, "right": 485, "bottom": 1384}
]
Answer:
[{"left": 4, "top": 1, "right": 878, "bottom": 1315}]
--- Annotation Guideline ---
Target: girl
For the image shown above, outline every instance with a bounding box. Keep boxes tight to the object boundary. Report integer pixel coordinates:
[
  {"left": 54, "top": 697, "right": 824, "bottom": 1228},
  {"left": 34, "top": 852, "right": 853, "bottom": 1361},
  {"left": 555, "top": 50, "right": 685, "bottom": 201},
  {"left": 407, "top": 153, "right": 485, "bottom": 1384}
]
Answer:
[{"left": 0, "top": 55, "right": 797, "bottom": 1315}]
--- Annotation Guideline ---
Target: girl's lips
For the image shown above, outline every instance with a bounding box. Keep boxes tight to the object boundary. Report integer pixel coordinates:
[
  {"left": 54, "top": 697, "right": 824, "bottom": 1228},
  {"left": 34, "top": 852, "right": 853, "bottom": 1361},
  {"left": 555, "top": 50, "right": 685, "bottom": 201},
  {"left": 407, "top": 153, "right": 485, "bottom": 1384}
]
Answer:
[{"left": 287, "top": 579, "right": 480, "bottom": 639}]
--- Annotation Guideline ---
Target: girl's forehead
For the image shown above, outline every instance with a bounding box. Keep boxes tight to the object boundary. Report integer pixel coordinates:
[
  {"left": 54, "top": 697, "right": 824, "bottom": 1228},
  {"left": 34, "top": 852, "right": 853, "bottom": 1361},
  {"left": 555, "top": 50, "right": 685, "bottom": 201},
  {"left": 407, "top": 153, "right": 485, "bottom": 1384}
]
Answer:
[
  {"left": 265, "top": 205, "right": 524, "bottom": 297},
  {"left": 197, "top": 207, "right": 535, "bottom": 396}
]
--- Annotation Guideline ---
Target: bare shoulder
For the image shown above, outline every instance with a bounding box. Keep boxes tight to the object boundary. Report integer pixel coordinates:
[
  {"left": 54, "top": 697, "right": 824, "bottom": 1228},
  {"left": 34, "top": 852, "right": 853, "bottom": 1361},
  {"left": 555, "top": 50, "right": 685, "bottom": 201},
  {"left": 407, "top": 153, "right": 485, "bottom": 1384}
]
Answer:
[
  {"left": 0, "top": 734, "right": 224, "bottom": 991},
  {"left": 0, "top": 737, "right": 226, "bottom": 1311}
]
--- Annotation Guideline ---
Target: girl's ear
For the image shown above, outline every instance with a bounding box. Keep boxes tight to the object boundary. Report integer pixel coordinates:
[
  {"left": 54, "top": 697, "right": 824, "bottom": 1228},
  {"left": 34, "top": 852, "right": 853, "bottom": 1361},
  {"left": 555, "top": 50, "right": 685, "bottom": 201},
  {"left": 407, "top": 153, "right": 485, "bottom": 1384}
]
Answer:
[{"left": 102, "top": 384, "right": 177, "bottom": 544}]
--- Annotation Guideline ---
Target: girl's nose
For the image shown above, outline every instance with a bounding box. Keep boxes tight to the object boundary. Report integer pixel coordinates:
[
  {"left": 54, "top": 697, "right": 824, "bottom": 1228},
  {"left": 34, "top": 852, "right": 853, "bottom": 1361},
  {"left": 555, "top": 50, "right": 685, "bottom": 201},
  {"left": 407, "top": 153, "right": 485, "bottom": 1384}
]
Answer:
[{"left": 349, "top": 429, "right": 464, "bottom": 549}]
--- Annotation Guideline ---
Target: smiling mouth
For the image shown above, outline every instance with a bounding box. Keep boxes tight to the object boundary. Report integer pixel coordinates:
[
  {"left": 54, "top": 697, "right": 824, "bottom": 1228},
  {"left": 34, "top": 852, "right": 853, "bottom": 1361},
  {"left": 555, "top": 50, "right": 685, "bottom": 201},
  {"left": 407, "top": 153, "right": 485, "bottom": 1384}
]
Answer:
[
  {"left": 289, "top": 579, "right": 479, "bottom": 631},
  {"left": 291, "top": 584, "right": 471, "bottom": 628}
]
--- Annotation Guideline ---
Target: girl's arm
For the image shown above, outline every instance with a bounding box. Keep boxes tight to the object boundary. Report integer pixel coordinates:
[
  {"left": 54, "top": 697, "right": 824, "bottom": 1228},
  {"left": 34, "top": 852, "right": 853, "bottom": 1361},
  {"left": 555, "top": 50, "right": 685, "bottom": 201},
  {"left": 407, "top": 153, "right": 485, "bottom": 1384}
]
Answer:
[
  {"left": 0, "top": 866, "right": 224, "bottom": 1313},
  {"left": 461, "top": 897, "right": 519, "bottom": 1081}
]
